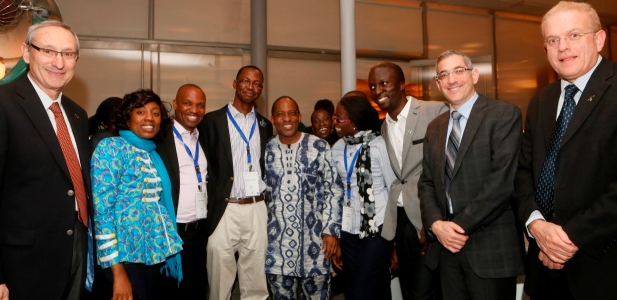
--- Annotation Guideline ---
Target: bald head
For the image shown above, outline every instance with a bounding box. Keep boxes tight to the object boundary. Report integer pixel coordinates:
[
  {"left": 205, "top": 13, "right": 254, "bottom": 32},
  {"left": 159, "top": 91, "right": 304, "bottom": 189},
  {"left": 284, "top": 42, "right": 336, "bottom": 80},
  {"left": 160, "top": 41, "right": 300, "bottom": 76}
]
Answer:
[{"left": 173, "top": 84, "right": 207, "bottom": 132}]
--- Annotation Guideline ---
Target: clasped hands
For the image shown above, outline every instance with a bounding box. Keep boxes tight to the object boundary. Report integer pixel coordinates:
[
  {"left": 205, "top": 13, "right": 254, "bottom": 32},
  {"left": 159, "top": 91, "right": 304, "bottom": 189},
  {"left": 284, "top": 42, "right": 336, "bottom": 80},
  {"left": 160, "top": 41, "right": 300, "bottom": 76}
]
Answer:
[{"left": 529, "top": 220, "right": 578, "bottom": 270}]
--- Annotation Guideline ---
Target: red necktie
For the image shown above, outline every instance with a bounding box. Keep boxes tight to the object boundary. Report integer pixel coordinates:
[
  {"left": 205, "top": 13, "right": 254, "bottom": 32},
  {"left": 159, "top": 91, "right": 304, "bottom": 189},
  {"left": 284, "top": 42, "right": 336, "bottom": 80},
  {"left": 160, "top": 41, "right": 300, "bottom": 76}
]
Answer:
[{"left": 50, "top": 102, "right": 88, "bottom": 227}]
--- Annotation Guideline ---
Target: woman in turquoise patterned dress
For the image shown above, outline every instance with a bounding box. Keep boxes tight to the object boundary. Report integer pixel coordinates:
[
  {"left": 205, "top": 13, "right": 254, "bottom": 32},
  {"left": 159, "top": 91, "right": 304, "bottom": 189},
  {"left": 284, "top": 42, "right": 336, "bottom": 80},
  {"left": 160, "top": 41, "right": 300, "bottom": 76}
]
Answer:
[{"left": 91, "top": 89, "right": 183, "bottom": 300}]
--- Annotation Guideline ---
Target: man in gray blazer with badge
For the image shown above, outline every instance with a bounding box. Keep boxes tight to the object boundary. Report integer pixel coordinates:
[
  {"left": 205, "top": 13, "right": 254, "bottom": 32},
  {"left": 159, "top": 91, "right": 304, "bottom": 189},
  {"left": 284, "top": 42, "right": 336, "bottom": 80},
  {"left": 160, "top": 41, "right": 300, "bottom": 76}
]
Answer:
[
  {"left": 418, "top": 50, "right": 525, "bottom": 299},
  {"left": 371, "top": 62, "right": 447, "bottom": 300}
]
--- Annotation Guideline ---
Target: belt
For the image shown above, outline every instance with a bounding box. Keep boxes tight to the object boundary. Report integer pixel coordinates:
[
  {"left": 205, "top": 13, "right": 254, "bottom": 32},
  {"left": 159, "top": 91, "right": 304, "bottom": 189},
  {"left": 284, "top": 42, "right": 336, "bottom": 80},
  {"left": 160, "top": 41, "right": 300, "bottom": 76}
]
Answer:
[
  {"left": 177, "top": 220, "right": 202, "bottom": 232},
  {"left": 225, "top": 195, "right": 264, "bottom": 204}
]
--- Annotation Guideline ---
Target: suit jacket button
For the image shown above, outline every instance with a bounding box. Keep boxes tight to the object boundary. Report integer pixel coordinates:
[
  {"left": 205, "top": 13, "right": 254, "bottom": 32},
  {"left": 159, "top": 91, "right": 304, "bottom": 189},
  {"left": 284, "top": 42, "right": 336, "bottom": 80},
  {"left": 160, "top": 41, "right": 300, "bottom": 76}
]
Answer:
[
  {"left": 230, "top": 177, "right": 234, "bottom": 181},
  {"left": 67, "top": 229, "right": 74, "bottom": 236},
  {"left": 225, "top": 198, "right": 229, "bottom": 202},
  {"left": 67, "top": 190, "right": 74, "bottom": 196}
]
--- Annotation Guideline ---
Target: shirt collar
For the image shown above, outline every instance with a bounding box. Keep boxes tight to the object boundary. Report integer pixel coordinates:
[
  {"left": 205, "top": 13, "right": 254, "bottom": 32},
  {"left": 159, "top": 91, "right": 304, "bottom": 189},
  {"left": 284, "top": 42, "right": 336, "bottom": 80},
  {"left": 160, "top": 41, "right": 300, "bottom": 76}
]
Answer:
[
  {"left": 28, "top": 74, "right": 62, "bottom": 108},
  {"left": 385, "top": 96, "right": 412, "bottom": 125},
  {"left": 228, "top": 101, "right": 255, "bottom": 118},
  {"left": 450, "top": 92, "right": 478, "bottom": 120},
  {"left": 560, "top": 56, "right": 602, "bottom": 93},
  {"left": 173, "top": 120, "right": 199, "bottom": 138}
]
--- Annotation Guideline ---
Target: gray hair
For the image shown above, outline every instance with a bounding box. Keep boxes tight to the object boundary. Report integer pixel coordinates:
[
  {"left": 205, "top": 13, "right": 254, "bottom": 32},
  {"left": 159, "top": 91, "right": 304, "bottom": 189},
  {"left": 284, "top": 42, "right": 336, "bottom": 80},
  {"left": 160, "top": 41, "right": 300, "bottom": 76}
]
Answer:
[
  {"left": 435, "top": 50, "right": 473, "bottom": 74},
  {"left": 25, "top": 20, "right": 80, "bottom": 53},
  {"left": 542, "top": 1, "right": 601, "bottom": 38}
]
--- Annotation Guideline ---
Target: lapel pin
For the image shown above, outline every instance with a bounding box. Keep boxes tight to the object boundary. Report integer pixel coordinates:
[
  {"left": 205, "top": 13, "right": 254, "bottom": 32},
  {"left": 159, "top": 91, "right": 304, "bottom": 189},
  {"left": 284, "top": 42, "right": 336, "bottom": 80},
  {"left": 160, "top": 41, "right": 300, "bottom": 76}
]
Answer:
[
  {"left": 408, "top": 130, "right": 413, "bottom": 135},
  {"left": 587, "top": 95, "right": 595, "bottom": 102},
  {"left": 259, "top": 119, "right": 267, "bottom": 127},
  {"left": 74, "top": 113, "right": 79, "bottom": 119}
]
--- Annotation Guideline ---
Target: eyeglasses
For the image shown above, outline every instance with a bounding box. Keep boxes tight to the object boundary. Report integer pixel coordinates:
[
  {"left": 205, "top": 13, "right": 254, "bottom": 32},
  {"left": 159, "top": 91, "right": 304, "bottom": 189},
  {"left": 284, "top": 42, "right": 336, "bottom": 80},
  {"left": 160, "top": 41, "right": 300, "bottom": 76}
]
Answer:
[
  {"left": 435, "top": 67, "right": 472, "bottom": 81},
  {"left": 238, "top": 78, "right": 263, "bottom": 89},
  {"left": 332, "top": 117, "right": 351, "bottom": 124},
  {"left": 29, "top": 44, "right": 79, "bottom": 61},
  {"left": 544, "top": 31, "right": 596, "bottom": 49}
]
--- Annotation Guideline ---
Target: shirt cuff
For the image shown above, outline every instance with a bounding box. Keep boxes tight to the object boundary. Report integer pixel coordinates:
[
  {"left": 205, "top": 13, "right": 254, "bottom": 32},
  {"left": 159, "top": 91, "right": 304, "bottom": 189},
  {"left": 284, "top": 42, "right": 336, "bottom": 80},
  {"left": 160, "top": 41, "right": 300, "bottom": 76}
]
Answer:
[{"left": 525, "top": 210, "right": 545, "bottom": 239}]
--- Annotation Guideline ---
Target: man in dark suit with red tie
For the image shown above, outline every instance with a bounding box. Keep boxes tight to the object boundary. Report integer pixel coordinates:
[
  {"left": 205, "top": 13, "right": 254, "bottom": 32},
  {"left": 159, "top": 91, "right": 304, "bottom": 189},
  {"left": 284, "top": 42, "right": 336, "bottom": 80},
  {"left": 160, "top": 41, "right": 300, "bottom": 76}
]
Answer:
[
  {"left": 512, "top": 2, "right": 617, "bottom": 299},
  {"left": 0, "top": 21, "right": 91, "bottom": 300},
  {"left": 418, "top": 50, "right": 525, "bottom": 299}
]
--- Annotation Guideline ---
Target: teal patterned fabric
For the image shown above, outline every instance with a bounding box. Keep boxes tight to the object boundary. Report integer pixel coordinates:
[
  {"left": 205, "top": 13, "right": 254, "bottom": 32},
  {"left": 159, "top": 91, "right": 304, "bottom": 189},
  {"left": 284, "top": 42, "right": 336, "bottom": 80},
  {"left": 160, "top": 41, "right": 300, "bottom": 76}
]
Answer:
[{"left": 92, "top": 137, "right": 183, "bottom": 269}]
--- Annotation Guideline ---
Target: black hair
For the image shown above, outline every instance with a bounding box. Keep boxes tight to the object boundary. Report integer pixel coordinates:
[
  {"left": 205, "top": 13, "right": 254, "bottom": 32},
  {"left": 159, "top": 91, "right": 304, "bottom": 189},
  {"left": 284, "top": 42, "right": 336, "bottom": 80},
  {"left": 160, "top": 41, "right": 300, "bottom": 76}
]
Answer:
[
  {"left": 339, "top": 96, "right": 380, "bottom": 133},
  {"left": 370, "top": 62, "right": 406, "bottom": 83},
  {"left": 314, "top": 99, "right": 334, "bottom": 116},
  {"left": 271, "top": 95, "right": 300, "bottom": 115},
  {"left": 236, "top": 65, "right": 263, "bottom": 80},
  {"left": 88, "top": 97, "right": 122, "bottom": 135},
  {"left": 111, "top": 89, "right": 172, "bottom": 143}
]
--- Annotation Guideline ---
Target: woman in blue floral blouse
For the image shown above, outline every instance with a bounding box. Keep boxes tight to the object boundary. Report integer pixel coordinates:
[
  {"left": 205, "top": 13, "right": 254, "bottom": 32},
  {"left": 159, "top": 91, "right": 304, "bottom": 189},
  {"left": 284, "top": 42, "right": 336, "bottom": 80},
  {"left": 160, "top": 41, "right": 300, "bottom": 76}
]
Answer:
[{"left": 91, "top": 89, "right": 183, "bottom": 300}]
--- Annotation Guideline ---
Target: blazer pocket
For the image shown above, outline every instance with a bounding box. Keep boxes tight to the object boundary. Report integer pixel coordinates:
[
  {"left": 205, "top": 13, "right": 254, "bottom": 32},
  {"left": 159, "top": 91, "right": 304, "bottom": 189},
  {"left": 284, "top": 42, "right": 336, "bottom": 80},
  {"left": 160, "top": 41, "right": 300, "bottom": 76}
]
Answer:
[
  {"left": 412, "top": 138, "right": 424, "bottom": 145},
  {"left": 0, "top": 228, "right": 35, "bottom": 246}
]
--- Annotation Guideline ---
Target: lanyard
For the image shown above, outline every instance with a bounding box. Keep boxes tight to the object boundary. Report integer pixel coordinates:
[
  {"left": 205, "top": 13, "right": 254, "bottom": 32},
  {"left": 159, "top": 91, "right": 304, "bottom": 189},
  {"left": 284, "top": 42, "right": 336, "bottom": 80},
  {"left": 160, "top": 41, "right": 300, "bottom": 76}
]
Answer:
[
  {"left": 344, "top": 144, "right": 362, "bottom": 200},
  {"left": 172, "top": 127, "right": 203, "bottom": 188},
  {"left": 226, "top": 106, "right": 257, "bottom": 167}
]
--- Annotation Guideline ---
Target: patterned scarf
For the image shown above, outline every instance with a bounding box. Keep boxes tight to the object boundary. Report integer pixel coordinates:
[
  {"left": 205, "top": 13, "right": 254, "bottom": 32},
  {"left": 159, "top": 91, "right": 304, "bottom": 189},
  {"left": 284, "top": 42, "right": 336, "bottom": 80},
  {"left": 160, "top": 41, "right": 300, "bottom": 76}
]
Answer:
[
  {"left": 343, "top": 130, "right": 380, "bottom": 239},
  {"left": 119, "top": 130, "right": 183, "bottom": 285}
]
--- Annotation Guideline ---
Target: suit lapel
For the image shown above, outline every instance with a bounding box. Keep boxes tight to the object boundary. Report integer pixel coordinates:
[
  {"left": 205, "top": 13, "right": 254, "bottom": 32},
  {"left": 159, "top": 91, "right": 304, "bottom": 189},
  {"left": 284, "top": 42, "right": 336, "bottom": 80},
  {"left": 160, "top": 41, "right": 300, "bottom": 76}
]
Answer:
[
  {"left": 434, "top": 114, "right": 448, "bottom": 187},
  {"left": 217, "top": 107, "right": 234, "bottom": 168},
  {"left": 15, "top": 77, "right": 71, "bottom": 180},
  {"left": 402, "top": 98, "right": 420, "bottom": 167},
  {"left": 452, "top": 96, "right": 488, "bottom": 177},
  {"left": 561, "top": 58, "right": 612, "bottom": 148},
  {"left": 541, "top": 85, "right": 561, "bottom": 147},
  {"left": 381, "top": 117, "right": 402, "bottom": 177}
]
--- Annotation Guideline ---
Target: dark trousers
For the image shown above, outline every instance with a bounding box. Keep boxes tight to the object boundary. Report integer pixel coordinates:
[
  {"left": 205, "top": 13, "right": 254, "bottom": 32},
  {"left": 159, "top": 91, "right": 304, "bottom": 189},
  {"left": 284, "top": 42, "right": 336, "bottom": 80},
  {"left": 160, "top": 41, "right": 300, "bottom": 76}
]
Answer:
[
  {"left": 439, "top": 249, "right": 516, "bottom": 300},
  {"left": 341, "top": 230, "right": 394, "bottom": 300},
  {"left": 395, "top": 207, "right": 442, "bottom": 300},
  {"left": 529, "top": 266, "right": 575, "bottom": 300},
  {"left": 61, "top": 220, "right": 87, "bottom": 300},
  {"left": 155, "top": 221, "right": 209, "bottom": 300},
  {"left": 102, "top": 263, "right": 161, "bottom": 300}
]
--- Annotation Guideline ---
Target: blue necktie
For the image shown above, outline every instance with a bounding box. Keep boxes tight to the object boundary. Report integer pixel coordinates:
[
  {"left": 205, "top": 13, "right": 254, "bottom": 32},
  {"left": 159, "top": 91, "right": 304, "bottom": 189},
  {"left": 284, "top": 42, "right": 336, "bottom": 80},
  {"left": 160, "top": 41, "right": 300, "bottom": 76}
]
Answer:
[
  {"left": 445, "top": 111, "right": 462, "bottom": 214},
  {"left": 536, "top": 84, "right": 579, "bottom": 215}
]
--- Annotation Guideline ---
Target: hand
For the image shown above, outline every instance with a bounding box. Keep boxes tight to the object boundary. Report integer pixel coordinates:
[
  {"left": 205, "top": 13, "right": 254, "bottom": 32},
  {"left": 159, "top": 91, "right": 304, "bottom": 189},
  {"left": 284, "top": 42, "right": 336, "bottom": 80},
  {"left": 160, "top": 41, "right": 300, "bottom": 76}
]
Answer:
[
  {"left": 539, "top": 250, "right": 565, "bottom": 270},
  {"left": 390, "top": 248, "right": 398, "bottom": 270},
  {"left": 332, "top": 246, "right": 343, "bottom": 269},
  {"left": 322, "top": 234, "right": 339, "bottom": 259},
  {"left": 528, "top": 220, "right": 578, "bottom": 264},
  {"left": 111, "top": 264, "right": 133, "bottom": 300},
  {"left": 431, "top": 221, "right": 468, "bottom": 253},
  {"left": 419, "top": 227, "right": 429, "bottom": 255},
  {"left": 0, "top": 283, "right": 8, "bottom": 300}
]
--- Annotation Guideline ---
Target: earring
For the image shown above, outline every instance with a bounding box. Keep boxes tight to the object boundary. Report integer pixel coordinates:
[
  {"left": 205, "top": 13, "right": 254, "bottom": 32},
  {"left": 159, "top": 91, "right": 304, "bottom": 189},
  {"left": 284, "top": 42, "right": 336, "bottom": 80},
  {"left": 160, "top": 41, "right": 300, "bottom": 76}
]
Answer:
[{"left": 353, "top": 127, "right": 357, "bottom": 130}]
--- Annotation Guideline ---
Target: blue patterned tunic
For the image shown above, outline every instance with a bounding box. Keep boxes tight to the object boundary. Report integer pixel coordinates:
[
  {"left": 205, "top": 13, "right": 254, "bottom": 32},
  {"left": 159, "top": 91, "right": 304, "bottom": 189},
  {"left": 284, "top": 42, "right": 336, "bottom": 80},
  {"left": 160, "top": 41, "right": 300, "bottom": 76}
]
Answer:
[
  {"left": 92, "top": 137, "right": 183, "bottom": 268},
  {"left": 264, "top": 133, "right": 344, "bottom": 277}
]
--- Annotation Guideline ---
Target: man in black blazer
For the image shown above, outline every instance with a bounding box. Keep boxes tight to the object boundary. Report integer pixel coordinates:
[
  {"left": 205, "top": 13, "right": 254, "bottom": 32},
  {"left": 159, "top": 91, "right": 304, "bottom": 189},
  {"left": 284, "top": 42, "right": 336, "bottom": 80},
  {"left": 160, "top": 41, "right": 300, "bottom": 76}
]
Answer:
[
  {"left": 512, "top": 2, "right": 617, "bottom": 299},
  {"left": 202, "top": 65, "right": 273, "bottom": 300},
  {"left": 0, "top": 21, "right": 91, "bottom": 300},
  {"left": 155, "top": 84, "right": 208, "bottom": 299},
  {"left": 418, "top": 50, "right": 525, "bottom": 299}
]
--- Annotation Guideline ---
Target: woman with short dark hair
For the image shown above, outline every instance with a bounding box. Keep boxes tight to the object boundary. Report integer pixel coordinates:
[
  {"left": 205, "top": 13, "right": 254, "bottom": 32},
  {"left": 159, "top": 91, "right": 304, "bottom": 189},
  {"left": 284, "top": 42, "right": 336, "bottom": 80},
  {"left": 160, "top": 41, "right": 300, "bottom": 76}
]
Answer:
[
  {"left": 91, "top": 89, "right": 183, "bottom": 300},
  {"left": 331, "top": 96, "right": 396, "bottom": 300}
]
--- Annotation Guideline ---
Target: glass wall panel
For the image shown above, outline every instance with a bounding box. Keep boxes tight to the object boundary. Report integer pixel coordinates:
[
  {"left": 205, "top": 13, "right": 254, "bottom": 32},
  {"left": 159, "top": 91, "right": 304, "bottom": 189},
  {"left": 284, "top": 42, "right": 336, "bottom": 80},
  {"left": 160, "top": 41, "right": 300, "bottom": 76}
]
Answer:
[
  {"left": 63, "top": 48, "right": 143, "bottom": 116},
  {"left": 155, "top": 0, "right": 251, "bottom": 44},
  {"left": 57, "top": 0, "right": 149, "bottom": 38},
  {"left": 355, "top": 2, "right": 423, "bottom": 55},
  {"left": 495, "top": 16, "right": 555, "bottom": 122},
  {"left": 426, "top": 8, "right": 493, "bottom": 58},
  {"left": 267, "top": 0, "right": 340, "bottom": 50},
  {"left": 158, "top": 51, "right": 247, "bottom": 113},
  {"left": 268, "top": 58, "right": 341, "bottom": 125}
]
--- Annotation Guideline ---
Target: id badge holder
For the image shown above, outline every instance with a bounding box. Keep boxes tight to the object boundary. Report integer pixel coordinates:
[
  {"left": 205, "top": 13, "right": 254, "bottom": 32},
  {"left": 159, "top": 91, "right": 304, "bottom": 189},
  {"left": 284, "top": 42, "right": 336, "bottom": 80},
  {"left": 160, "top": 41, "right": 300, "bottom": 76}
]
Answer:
[
  {"left": 195, "top": 183, "right": 207, "bottom": 219},
  {"left": 342, "top": 202, "right": 353, "bottom": 233},
  {"left": 243, "top": 171, "right": 261, "bottom": 196}
]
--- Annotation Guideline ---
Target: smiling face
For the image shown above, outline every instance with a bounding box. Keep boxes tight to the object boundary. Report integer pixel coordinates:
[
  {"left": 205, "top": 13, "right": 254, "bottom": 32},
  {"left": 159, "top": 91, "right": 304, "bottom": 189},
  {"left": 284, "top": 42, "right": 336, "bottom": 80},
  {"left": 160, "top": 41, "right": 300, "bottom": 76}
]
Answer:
[
  {"left": 435, "top": 54, "right": 479, "bottom": 110},
  {"left": 233, "top": 67, "right": 264, "bottom": 106},
  {"left": 21, "top": 25, "right": 78, "bottom": 100},
  {"left": 271, "top": 97, "right": 302, "bottom": 144},
  {"left": 333, "top": 103, "right": 357, "bottom": 137},
  {"left": 311, "top": 109, "right": 333, "bottom": 139},
  {"left": 542, "top": 9, "right": 605, "bottom": 82},
  {"left": 128, "top": 101, "right": 161, "bottom": 140},
  {"left": 368, "top": 66, "right": 406, "bottom": 114},
  {"left": 173, "top": 85, "right": 206, "bottom": 132}
]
